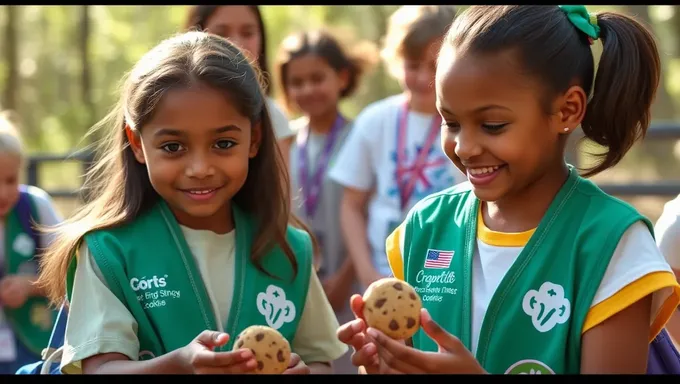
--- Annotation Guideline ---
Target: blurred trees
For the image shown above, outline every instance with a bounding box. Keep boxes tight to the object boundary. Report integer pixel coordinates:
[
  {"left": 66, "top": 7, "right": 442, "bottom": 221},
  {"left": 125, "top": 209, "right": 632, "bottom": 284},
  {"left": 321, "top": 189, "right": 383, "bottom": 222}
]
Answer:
[{"left": 2, "top": 6, "right": 680, "bottom": 219}]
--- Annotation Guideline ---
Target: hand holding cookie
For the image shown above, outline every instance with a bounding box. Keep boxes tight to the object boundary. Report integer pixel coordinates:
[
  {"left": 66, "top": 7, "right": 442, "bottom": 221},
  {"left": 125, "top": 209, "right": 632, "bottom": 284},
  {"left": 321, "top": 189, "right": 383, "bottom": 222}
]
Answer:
[
  {"left": 367, "top": 308, "right": 487, "bottom": 374},
  {"left": 232, "top": 325, "right": 292, "bottom": 374},
  {"left": 362, "top": 278, "right": 423, "bottom": 340}
]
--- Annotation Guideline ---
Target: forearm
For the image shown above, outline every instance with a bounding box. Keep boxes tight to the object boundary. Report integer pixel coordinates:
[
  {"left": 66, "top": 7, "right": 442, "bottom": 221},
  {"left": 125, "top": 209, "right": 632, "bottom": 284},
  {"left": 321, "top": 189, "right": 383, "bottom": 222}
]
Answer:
[
  {"left": 308, "top": 361, "right": 333, "bottom": 374},
  {"left": 337, "top": 256, "right": 355, "bottom": 282},
  {"left": 84, "top": 350, "right": 188, "bottom": 375},
  {"left": 340, "top": 201, "right": 373, "bottom": 272}
]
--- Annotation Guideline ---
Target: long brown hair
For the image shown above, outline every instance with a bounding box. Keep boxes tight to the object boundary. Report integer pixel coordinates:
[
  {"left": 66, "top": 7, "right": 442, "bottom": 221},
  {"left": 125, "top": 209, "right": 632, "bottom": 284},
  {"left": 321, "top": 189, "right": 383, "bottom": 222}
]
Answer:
[
  {"left": 184, "top": 5, "right": 273, "bottom": 97},
  {"left": 37, "top": 31, "right": 312, "bottom": 305},
  {"left": 447, "top": 6, "right": 660, "bottom": 176}
]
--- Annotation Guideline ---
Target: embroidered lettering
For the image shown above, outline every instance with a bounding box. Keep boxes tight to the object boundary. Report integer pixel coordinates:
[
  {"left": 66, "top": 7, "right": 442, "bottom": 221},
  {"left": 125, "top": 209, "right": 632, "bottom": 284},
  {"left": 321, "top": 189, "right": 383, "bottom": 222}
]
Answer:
[
  {"left": 256, "top": 285, "right": 296, "bottom": 330},
  {"left": 130, "top": 274, "right": 181, "bottom": 309},
  {"left": 414, "top": 270, "right": 457, "bottom": 302},
  {"left": 130, "top": 275, "right": 167, "bottom": 291},
  {"left": 522, "top": 282, "right": 571, "bottom": 333}
]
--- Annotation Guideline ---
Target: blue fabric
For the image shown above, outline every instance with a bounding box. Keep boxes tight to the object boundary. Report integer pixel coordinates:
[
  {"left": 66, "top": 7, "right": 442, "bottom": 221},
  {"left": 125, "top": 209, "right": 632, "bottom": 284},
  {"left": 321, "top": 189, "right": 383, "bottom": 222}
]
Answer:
[
  {"left": 0, "top": 335, "right": 40, "bottom": 374},
  {"left": 13, "top": 303, "right": 67, "bottom": 375}
]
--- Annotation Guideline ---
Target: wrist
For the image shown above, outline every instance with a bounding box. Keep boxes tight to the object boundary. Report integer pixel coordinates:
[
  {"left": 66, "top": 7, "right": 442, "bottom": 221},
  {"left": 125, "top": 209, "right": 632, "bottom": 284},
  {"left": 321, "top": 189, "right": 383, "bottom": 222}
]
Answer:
[{"left": 171, "top": 346, "right": 193, "bottom": 374}]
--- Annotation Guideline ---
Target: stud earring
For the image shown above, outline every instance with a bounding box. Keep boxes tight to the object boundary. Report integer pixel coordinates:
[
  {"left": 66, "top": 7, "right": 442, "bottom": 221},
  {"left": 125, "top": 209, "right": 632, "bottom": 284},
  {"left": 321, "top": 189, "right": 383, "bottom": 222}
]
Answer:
[{"left": 563, "top": 127, "right": 569, "bottom": 132}]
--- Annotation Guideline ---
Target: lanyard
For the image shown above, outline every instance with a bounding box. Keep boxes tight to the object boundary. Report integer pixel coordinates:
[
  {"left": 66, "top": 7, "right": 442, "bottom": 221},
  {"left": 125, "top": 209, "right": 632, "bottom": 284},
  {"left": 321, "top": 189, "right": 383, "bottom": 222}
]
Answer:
[
  {"left": 395, "top": 102, "right": 442, "bottom": 211},
  {"left": 297, "top": 114, "right": 345, "bottom": 218}
]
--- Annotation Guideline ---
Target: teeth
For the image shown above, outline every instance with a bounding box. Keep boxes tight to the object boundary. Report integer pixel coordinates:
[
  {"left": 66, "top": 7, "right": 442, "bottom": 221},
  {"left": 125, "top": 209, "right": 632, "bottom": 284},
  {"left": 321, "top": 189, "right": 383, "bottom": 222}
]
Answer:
[
  {"left": 468, "top": 166, "right": 501, "bottom": 175},
  {"left": 188, "top": 189, "right": 214, "bottom": 195}
]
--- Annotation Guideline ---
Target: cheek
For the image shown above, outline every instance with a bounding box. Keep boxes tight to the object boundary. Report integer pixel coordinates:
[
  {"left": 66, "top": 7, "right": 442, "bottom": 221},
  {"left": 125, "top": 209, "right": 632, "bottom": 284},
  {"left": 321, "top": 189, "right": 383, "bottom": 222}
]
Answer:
[{"left": 441, "top": 130, "right": 460, "bottom": 165}]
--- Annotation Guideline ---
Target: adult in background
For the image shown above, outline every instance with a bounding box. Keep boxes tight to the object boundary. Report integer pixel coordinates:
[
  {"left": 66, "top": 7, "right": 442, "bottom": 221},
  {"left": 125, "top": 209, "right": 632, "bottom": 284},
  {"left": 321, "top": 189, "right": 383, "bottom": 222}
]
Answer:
[{"left": 185, "top": 6, "right": 296, "bottom": 169}]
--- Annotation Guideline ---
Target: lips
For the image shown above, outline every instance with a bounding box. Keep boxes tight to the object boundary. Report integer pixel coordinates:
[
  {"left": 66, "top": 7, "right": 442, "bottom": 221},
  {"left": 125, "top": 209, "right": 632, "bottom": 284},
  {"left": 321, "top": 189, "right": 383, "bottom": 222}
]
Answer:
[{"left": 467, "top": 165, "right": 504, "bottom": 176}]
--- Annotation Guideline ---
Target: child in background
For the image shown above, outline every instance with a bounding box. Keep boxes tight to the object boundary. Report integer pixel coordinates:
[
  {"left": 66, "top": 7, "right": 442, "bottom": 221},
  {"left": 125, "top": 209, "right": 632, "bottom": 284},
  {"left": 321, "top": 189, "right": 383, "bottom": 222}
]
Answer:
[
  {"left": 329, "top": 6, "right": 466, "bottom": 289},
  {"left": 338, "top": 5, "right": 680, "bottom": 374},
  {"left": 275, "top": 29, "right": 377, "bottom": 374},
  {"left": 185, "top": 5, "right": 296, "bottom": 168},
  {"left": 36, "top": 32, "right": 346, "bottom": 374},
  {"left": 0, "top": 112, "right": 62, "bottom": 374},
  {"left": 654, "top": 195, "right": 680, "bottom": 341}
]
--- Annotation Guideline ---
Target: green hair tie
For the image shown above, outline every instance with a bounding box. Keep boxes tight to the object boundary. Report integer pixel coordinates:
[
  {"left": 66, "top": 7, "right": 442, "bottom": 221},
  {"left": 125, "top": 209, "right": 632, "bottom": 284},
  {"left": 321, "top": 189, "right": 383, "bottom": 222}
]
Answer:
[{"left": 559, "top": 5, "right": 600, "bottom": 43}]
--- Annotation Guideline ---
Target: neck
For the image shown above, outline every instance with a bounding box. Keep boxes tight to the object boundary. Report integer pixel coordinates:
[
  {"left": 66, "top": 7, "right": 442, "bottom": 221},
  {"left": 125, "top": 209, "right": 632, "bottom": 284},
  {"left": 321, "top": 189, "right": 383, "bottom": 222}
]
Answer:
[
  {"left": 308, "top": 108, "right": 340, "bottom": 134},
  {"left": 171, "top": 200, "right": 234, "bottom": 234},
  {"left": 405, "top": 92, "right": 437, "bottom": 115},
  {"left": 484, "top": 162, "right": 569, "bottom": 233}
]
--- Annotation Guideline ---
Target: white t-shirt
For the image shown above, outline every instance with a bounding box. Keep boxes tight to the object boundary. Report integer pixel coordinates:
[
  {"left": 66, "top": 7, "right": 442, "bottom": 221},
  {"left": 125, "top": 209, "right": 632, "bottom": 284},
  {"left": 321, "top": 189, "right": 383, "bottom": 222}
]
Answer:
[
  {"left": 267, "top": 98, "right": 294, "bottom": 140},
  {"left": 387, "top": 211, "right": 679, "bottom": 355},
  {"left": 61, "top": 226, "right": 347, "bottom": 373},
  {"left": 655, "top": 194, "right": 680, "bottom": 271},
  {"left": 329, "top": 94, "right": 466, "bottom": 276}
]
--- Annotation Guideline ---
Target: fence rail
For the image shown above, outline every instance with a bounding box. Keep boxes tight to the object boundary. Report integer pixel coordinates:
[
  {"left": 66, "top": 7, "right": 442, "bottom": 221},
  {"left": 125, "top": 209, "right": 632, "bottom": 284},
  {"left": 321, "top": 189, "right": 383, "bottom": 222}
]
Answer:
[{"left": 26, "top": 122, "right": 680, "bottom": 200}]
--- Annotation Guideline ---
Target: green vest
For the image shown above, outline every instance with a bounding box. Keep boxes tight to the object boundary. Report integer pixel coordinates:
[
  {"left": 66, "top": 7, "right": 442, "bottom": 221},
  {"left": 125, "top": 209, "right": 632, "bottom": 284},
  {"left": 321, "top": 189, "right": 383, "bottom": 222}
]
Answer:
[
  {"left": 66, "top": 201, "right": 312, "bottom": 360},
  {"left": 3, "top": 193, "right": 56, "bottom": 356},
  {"left": 401, "top": 167, "right": 650, "bottom": 374}
]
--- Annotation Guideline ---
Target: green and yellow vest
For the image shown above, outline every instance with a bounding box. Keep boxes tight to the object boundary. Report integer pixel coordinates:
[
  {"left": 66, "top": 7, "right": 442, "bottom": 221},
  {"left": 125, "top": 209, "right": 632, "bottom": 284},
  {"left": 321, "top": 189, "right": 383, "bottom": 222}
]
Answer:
[
  {"left": 399, "top": 167, "right": 651, "bottom": 374},
  {"left": 3, "top": 191, "right": 56, "bottom": 356},
  {"left": 66, "top": 201, "right": 311, "bottom": 359}
]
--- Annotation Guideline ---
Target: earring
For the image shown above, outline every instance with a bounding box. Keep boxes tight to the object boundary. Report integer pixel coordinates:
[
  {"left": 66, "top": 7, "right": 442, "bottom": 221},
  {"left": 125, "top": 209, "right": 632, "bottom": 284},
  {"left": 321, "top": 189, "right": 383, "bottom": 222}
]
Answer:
[{"left": 563, "top": 127, "right": 569, "bottom": 132}]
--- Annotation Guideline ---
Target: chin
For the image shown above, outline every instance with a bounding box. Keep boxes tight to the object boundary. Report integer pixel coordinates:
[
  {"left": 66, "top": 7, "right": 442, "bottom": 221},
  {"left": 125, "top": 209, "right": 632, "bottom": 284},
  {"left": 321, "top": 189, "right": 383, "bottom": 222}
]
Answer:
[{"left": 470, "top": 186, "right": 505, "bottom": 203}]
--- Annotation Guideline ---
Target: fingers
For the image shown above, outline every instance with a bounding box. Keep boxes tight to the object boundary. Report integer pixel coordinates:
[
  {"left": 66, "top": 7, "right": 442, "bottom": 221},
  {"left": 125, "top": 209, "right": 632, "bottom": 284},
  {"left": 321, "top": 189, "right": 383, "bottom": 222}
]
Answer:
[
  {"left": 420, "top": 308, "right": 462, "bottom": 353},
  {"left": 336, "top": 318, "right": 367, "bottom": 349},
  {"left": 351, "top": 342, "right": 379, "bottom": 368},
  {"left": 194, "top": 330, "right": 229, "bottom": 349},
  {"left": 193, "top": 348, "right": 255, "bottom": 368},
  {"left": 287, "top": 353, "right": 301, "bottom": 368},
  {"left": 350, "top": 294, "right": 365, "bottom": 320},
  {"left": 194, "top": 358, "right": 258, "bottom": 374},
  {"left": 366, "top": 327, "right": 426, "bottom": 374}
]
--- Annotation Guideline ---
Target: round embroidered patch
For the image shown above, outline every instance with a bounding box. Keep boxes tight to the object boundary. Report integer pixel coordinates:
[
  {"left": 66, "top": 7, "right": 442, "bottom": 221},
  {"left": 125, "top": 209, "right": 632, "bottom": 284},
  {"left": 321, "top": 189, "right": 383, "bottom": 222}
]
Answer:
[{"left": 505, "top": 359, "right": 555, "bottom": 375}]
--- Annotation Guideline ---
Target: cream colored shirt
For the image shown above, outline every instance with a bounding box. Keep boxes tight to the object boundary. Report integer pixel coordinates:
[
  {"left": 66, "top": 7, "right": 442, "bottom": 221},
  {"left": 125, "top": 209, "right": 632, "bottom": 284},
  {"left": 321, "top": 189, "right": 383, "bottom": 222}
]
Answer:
[
  {"left": 61, "top": 226, "right": 347, "bottom": 374},
  {"left": 268, "top": 98, "right": 294, "bottom": 140}
]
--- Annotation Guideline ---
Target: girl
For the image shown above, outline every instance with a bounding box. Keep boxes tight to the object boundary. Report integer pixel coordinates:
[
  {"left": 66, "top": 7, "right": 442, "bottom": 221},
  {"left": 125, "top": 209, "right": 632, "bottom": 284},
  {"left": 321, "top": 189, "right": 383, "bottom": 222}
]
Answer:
[
  {"left": 0, "top": 112, "right": 62, "bottom": 374},
  {"left": 328, "top": 6, "right": 466, "bottom": 290},
  {"left": 337, "top": 5, "right": 680, "bottom": 374},
  {"left": 275, "top": 29, "right": 377, "bottom": 373},
  {"left": 185, "top": 5, "right": 296, "bottom": 169},
  {"left": 36, "top": 32, "right": 347, "bottom": 374}
]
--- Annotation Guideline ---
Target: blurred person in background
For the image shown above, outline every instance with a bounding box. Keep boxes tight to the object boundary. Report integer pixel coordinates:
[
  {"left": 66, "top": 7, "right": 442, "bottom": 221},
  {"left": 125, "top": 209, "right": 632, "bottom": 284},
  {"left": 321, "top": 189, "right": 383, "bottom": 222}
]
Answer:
[
  {"left": 275, "top": 28, "right": 378, "bottom": 373},
  {"left": 328, "top": 6, "right": 466, "bottom": 289},
  {"left": 185, "top": 5, "right": 296, "bottom": 169},
  {"left": 0, "top": 111, "right": 62, "bottom": 374},
  {"left": 655, "top": 195, "right": 680, "bottom": 342}
]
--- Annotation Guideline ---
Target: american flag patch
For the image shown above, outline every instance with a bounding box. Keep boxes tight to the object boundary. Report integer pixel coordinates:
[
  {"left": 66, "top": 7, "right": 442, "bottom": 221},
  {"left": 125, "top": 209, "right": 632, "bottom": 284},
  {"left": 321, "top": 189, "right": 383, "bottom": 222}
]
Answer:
[{"left": 424, "top": 249, "right": 454, "bottom": 269}]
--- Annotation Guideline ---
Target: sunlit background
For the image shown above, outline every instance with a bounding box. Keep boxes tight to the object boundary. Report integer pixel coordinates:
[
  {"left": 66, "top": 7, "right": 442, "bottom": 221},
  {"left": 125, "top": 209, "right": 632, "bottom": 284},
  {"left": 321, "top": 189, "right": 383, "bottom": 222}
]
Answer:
[{"left": 1, "top": 5, "right": 679, "bottom": 219}]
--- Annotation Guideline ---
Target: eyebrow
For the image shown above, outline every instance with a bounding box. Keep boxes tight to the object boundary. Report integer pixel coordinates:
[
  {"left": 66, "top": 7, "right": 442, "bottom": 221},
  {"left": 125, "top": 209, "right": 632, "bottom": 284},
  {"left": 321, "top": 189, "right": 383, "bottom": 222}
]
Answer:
[
  {"left": 154, "top": 125, "right": 242, "bottom": 138},
  {"left": 438, "top": 104, "right": 511, "bottom": 116}
]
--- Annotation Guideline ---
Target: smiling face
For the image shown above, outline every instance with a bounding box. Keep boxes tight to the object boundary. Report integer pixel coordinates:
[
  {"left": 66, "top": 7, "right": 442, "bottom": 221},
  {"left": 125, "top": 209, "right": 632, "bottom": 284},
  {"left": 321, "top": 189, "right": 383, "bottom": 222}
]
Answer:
[
  {"left": 436, "top": 46, "right": 571, "bottom": 203},
  {"left": 284, "top": 53, "right": 348, "bottom": 119},
  {"left": 401, "top": 38, "right": 441, "bottom": 113},
  {"left": 128, "top": 82, "right": 260, "bottom": 232}
]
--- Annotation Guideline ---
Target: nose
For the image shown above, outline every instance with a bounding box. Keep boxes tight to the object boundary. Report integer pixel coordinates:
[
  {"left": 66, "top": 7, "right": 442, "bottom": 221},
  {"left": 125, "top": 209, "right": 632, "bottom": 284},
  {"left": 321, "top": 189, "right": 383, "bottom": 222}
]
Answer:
[
  {"left": 185, "top": 152, "right": 215, "bottom": 179},
  {"left": 453, "top": 127, "right": 483, "bottom": 161},
  {"left": 300, "top": 82, "right": 315, "bottom": 98}
]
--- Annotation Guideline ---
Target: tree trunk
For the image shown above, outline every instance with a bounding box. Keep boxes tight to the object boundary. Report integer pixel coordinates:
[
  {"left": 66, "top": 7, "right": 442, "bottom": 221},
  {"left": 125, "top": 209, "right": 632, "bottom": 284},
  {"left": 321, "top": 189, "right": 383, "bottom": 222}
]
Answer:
[
  {"left": 79, "top": 5, "right": 95, "bottom": 133},
  {"left": 3, "top": 6, "right": 18, "bottom": 111}
]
